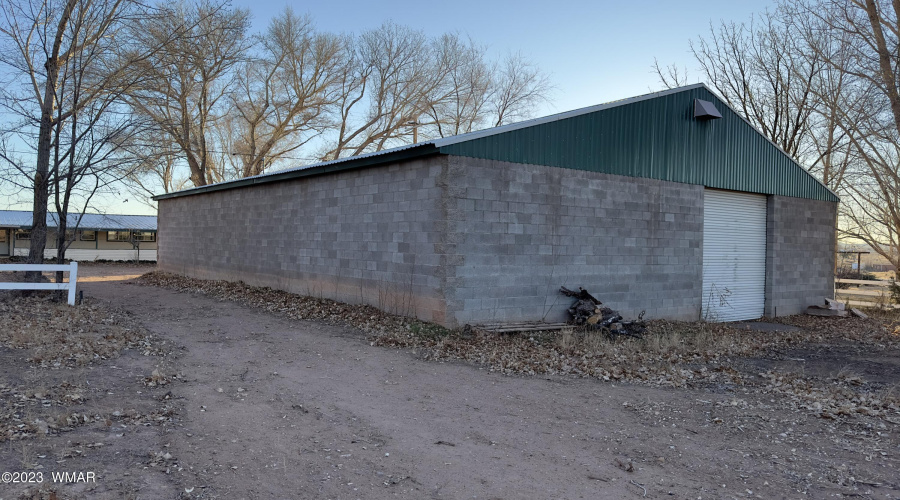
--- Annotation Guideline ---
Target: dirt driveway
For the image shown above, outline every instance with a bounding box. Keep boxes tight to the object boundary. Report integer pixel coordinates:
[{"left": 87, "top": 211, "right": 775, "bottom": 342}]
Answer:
[{"left": 5, "top": 264, "right": 899, "bottom": 499}]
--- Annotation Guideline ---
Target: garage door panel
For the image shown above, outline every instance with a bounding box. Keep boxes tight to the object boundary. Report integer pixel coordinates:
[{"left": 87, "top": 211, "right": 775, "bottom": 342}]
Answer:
[{"left": 702, "top": 189, "right": 767, "bottom": 322}]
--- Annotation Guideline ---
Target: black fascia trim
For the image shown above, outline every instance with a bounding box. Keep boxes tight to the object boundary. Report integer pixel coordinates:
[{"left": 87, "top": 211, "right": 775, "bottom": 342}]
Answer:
[{"left": 153, "top": 144, "right": 442, "bottom": 201}]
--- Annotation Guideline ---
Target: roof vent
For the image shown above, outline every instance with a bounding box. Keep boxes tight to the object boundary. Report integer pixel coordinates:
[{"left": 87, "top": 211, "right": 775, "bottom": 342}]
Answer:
[{"left": 694, "top": 99, "right": 722, "bottom": 120}]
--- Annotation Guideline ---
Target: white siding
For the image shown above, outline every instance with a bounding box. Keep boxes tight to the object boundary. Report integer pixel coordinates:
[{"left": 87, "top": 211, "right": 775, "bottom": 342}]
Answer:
[
  {"left": 702, "top": 189, "right": 767, "bottom": 322},
  {"left": 13, "top": 248, "right": 156, "bottom": 261}
]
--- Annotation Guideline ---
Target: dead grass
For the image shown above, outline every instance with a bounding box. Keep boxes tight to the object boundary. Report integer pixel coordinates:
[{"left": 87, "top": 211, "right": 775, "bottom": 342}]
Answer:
[
  {"left": 374, "top": 321, "right": 756, "bottom": 386},
  {"left": 373, "top": 319, "right": 900, "bottom": 422},
  {"left": 0, "top": 294, "right": 174, "bottom": 445},
  {"left": 869, "top": 271, "right": 896, "bottom": 280},
  {"left": 0, "top": 378, "right": 96, "bottom": 442},
  {"left": 0, "top": 294, "right": 166, "bottom": 367}
]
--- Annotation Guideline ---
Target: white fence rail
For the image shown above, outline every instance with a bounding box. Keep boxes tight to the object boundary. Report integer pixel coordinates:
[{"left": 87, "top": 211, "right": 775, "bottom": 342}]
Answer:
[
  {"left": 835, "top": 278, "right": 899, "bottom": 309},
  {"left": 0, "top": 262, "right": 79, "bottom": 305}
]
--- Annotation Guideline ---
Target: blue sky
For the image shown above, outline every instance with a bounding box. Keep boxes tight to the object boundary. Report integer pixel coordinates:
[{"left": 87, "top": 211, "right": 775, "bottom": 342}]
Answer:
[
  {"left": 2, "top": 0, "right": 777, "bottom": 216},
  {"left": 233, "top": 0, "right": 777, "bottom": 115}
]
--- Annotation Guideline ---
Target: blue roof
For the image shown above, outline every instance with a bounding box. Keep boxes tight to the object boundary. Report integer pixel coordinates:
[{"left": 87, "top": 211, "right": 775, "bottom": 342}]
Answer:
[{"left": 0, "top": 210, "right": 157, "bottom": 231}]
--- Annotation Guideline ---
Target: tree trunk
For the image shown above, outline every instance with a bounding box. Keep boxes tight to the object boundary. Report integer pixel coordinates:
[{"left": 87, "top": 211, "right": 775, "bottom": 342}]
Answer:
[
  {"left": 864, "top": 0, "right": 900, "bottom": 132},
  {"left": 27, "top": 0, "right": 76, "bottom": 282},
  {"left": 55, "top": 217, "right": 67, "bottom": 286},
  {"left": 26, "top": 111, "right": 54, "bottom": 280}
]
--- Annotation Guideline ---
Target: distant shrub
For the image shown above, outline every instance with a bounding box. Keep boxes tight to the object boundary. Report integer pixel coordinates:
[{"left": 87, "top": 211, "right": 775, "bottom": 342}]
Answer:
[
  {"left": 836, "top": 268, "right": 877, "bottom": 280},
  {"left": 890, "top": 281, "right": 900, "bottom": 305}
]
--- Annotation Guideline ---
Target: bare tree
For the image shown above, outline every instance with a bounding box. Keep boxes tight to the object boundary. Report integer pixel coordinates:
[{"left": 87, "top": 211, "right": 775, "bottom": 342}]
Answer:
[
  {"left": 656, "top": 7, "right": 857, "bottom": 195},
  {"left": 227, "top": 8, "right": 343, "bottom": 177},
  {"left": 52, "top": 106, "right": 135, "bottom": 270},
  {"left": 689, "top": 11, "right": 822, "bottom": 160},
  {"left": 779, "top": 0, "right": 887, "bottom": 194},
  {"left": 0, "top": 0, "right": 140, "bottom": 275},
  {"left": 120, "top": 14, "right": 555, "bottom": 187},
  {"left": 322, "top": 26, "right": 553, "bottom": 159},
  {"left": 421, "top": 33, "right": 493, "bottom": 138},
  {"left": 423, "top": 42, "right": 552, "bottom": 137},
  {"left": 322, "top": 22, "right": 450, "bottom": 160},
  {"left": 796, "top": 26, "right": 860, "bottom": 191},
  {"left": 0, "top": 0, "right": 175, "bottom": 283},
  {"left": 121, "top": 132, "right": 187, "bottom": 204},
  {"left": 652, "top": 58, "right": 691, "bottom": 88},
  {"left": 48, "top": 107, "right": 147, "bottom": 280},
  {"left": 127, "top": 0, "right": 250, "bottom": 187},
  {"left": 489, "top": 52, "right": 553, "bottom": 127},
  {"left": 797, "top": 0, "right": 900, "bottom": 274}
]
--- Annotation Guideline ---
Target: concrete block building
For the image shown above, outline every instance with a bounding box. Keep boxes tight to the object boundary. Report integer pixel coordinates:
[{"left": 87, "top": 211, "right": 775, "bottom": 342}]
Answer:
[{"left": 154, "top": 84, "right": 838, "bottom": 327}]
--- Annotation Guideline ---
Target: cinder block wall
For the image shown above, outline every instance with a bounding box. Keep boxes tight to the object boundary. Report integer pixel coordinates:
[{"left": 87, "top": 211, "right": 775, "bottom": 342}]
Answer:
[
  {"left": 442, "top": 157, "right": 705, "bottom": 326},
  {"left": 157, "top": 157, "right": 450, "bottom": 324},
  {"left": 158, "top": 154, "right": 837, "bottom": 327},
  {"left": 765, "top": 195, "right": 836, "bottom": 316}
]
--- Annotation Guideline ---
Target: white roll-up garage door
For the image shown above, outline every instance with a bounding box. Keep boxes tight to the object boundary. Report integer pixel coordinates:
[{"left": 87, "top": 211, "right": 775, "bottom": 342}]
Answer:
[{"left": 702, "top": 189, "right": 767, "bottom": 322}]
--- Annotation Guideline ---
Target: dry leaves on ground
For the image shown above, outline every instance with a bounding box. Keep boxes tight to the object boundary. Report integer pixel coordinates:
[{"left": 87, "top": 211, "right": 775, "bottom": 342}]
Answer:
[
  {"left": 137, "top": 272, "right": 431, "bottom": 336},
  {"left": 137, "top": 272, "right": 900, "bottom": 423},
  {"left": 0, "top": 381, "right": 92, "bottom": 442},
  {"left": 0, "top": 294, "right": 167, "bottom": 367},
  {"left": 0, "top": 293, "right": 175, "bottom": 445}
]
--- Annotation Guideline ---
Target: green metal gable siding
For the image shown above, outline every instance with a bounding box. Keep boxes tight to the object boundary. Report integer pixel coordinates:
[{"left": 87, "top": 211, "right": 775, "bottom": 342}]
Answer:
[{"left": 438, "top": 87, "right": 838, "bottom": 202}]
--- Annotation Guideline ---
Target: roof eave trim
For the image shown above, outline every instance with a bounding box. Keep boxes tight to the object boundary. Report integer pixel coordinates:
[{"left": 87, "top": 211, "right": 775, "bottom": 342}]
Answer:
[
  {"left": 695, "top": 84, "right": 840, "bottom": 203},
  {"left": 153, "top": 144, "right": 441, "bottom": 201}
]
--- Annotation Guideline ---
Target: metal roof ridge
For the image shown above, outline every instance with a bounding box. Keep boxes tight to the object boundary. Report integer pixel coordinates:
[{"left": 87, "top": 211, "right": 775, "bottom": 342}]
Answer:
[{"left": 432, "top": 83, "right": 708, "bottom": 148}]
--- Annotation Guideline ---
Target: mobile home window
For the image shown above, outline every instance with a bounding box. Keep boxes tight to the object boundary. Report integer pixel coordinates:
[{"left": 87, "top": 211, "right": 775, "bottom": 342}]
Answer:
[
  {"left": 133, "top": 231, "right": 156, "bottom": 242},
  {"left": 15, "top": 229, "right": 30, "bottom": 240},
  {"left": 106, "top": 230, "right": 131, "bottom": 242},
  {"left": 80, "top": 230, "right": 96, "bottom": 241}
]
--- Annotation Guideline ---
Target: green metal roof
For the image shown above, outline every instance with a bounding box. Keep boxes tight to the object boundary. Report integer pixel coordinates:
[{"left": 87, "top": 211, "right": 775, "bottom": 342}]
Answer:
[
  {"left": 154, "top": 83, "right": 837, "bottom": 203},
  {"left": 435, "top": 84, "right": 837, "bottom": 202}
]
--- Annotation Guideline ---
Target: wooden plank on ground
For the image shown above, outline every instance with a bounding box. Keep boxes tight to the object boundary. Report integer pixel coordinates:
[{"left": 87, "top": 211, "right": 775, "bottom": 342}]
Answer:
[
  {"left": 850, "top": 308, "right": 869, "bottom": 319},
  {"left": 806, "top": 307, "right": 848, "bottom": 317},
  {"left": 836, "top": 289, "right": 890, "bottom": 297},
  {"left": 843, "top": 300, "right": 900, "bottom": 309},
  {"left": 478, "top": 322, "right": 569, "bottom": 333},
  {"left": 835, "top": 278, "right": 892, "bottom": 286}
]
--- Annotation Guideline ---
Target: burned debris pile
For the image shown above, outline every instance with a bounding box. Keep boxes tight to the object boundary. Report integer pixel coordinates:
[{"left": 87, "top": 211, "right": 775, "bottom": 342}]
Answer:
[{"left": 560, "top": 286, "right": 646, "bottom": 338}]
